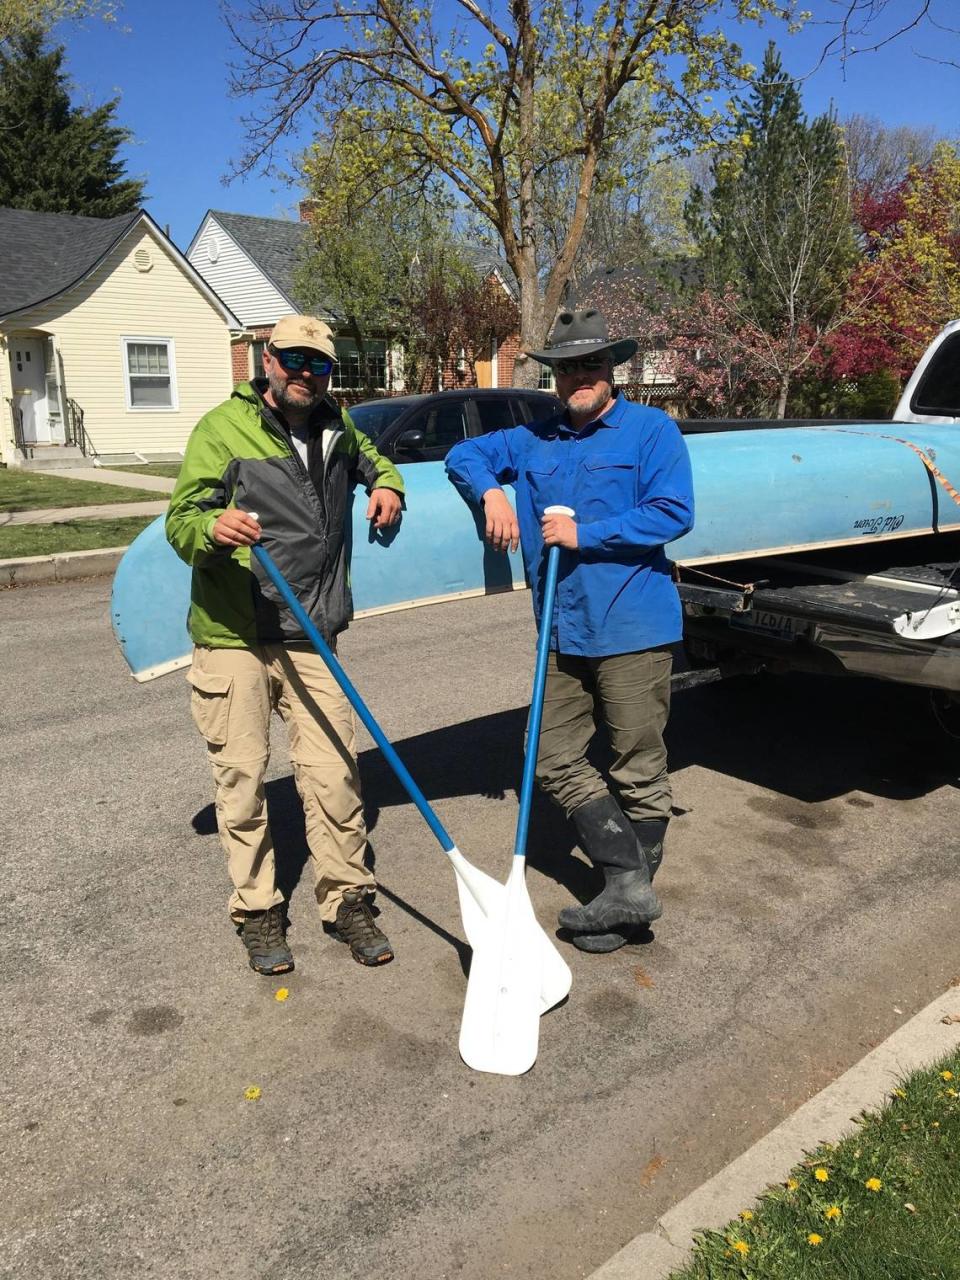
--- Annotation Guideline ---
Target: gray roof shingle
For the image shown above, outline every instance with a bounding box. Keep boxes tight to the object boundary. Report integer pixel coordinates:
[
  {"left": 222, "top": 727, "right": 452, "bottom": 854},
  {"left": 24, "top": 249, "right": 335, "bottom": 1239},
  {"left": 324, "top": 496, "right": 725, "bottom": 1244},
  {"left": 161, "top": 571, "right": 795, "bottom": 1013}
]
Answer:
[
  {"left": 0, "top": 206, "right": 141, "bottom": 320},
  {"left": 208, "top": 211, "right": 315, "bottom": 311}
]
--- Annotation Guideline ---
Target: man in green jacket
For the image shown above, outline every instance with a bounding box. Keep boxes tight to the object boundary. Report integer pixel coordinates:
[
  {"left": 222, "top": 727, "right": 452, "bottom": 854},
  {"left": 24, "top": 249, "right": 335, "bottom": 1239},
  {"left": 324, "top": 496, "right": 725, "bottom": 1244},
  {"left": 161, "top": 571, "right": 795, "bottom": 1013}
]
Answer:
[{"left": 166, "top": 315, "right": 404, "bottom": 976}]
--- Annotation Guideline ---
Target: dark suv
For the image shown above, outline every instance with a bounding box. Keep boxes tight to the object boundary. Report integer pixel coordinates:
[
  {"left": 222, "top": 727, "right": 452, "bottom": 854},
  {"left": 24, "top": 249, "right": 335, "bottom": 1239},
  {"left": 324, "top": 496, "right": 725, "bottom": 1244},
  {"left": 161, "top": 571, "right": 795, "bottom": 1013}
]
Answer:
[{"left": 345, "top": 387, "right": 562, "bottom": 462}]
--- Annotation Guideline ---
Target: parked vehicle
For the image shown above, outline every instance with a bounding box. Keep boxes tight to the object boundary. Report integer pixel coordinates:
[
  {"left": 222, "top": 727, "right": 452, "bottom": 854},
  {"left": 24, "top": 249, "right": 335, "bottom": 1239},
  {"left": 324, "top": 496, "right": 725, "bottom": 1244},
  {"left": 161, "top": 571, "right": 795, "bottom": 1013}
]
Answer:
[
  {"left": 677, "top": 320, "right": 960, "bottom": 706},
  {"left": 347, "top": 387, "right": 562, "bottom": 462}
]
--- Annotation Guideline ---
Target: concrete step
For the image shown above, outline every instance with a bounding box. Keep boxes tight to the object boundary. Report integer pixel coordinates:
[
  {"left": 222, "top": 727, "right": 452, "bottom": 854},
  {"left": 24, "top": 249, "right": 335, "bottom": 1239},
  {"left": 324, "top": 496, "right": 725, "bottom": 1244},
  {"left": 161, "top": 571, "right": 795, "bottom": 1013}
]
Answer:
[{"left": 19, "top": 446, "right": 89, "bottom": 471}]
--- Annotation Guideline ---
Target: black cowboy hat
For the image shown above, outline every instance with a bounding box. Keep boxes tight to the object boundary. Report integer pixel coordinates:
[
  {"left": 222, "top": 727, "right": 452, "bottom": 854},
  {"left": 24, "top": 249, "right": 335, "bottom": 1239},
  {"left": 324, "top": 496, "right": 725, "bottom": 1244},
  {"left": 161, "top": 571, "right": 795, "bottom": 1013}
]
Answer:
[{"left": 525, "top": 309, "right": 638, "bottom": 367}]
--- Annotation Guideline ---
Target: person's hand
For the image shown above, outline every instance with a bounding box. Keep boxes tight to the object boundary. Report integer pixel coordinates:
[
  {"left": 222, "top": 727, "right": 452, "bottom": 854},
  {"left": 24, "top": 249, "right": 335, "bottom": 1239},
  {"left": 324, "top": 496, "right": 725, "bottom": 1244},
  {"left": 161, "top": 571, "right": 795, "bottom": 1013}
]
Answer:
[
  {"left": 542, "top": 510, "right": 578, "bottom": 549},
  {"left": 482, "top": 488, "right": 520, "bottom": 553},
  {"left": 212, "top": 509, "right": 261, "bottom": 547},
  {"left": 367, "top": 487, "right": 402, "bottom": 529}
]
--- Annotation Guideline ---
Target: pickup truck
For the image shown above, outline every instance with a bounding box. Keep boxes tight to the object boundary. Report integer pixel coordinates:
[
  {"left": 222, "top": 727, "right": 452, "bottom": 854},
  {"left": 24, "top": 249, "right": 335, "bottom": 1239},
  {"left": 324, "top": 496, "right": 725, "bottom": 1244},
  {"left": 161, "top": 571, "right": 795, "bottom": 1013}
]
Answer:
[{"left": 676, "top": 320, "right": 960, "bottom": 721}]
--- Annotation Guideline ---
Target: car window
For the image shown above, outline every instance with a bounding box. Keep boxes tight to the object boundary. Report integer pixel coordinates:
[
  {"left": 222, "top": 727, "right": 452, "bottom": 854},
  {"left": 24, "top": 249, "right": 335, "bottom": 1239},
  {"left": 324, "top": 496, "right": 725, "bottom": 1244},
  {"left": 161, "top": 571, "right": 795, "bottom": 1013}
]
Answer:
[
  {"left": 347, "top": 399, "right": 412, "bottom": 440},
  {"left": 911, "top": 332, "right": 960, "bottom": 416},
  {"left": 474, "top": 397, "right": 517, "bottom": 434},
  {"left": 416, "top": 402, "right": 468, "bottom": 450},
  {"left": 522, "top": 397, "right": 560, "bottom": 423}
]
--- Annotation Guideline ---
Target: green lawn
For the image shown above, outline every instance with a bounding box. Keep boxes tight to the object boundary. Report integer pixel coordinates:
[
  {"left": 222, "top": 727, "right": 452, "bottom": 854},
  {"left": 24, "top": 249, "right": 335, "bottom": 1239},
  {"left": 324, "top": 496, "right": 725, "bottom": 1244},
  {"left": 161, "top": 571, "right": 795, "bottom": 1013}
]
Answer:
[
  {"left": 670, "top": 1049, "right": 960, "bottom": 1279},
  {"left": 0, "top": 469, "right": 163, "bottom": 512},
  {"left": 0, "top": 516, "right": 155, "bottom": 559},
  {"left": 105, "top": 463, "right": 182, "bottom": 479}
]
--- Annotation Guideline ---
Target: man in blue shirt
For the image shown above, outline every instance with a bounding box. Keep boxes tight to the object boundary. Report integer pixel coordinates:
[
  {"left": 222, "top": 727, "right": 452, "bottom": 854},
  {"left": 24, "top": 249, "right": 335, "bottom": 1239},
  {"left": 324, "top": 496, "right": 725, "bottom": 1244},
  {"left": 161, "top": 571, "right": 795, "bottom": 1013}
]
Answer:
[{"left": 446, "top": 309, "right": 694, "bottom": 953}]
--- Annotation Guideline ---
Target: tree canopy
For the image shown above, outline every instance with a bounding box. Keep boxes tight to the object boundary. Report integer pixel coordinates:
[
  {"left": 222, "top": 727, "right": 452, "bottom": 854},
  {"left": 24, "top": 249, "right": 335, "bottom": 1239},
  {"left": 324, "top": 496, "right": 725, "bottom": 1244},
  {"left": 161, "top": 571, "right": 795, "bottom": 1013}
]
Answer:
[
  {"left": 228, "top": 0, "right": 796, "bottom": 380},
  {"left": 0, "top": 29, "right": 145, "bottom": 216}
]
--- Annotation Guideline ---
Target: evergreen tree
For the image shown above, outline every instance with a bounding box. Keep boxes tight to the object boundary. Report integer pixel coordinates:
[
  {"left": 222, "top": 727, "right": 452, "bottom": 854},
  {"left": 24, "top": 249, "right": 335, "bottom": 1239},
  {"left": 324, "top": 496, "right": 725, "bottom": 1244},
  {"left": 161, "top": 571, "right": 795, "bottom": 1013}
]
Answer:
[
  {"left": 686, "top": 43, "right": 856, "bottom": 416},
  {"left": 0, "top": 29, "right": 145, "bottom": 216}
]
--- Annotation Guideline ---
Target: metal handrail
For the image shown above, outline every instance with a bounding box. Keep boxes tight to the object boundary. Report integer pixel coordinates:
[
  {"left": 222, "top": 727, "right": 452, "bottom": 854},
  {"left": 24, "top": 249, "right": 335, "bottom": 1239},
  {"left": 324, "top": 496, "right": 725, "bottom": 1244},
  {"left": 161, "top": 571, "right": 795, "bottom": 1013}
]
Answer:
[
  {"left": 5, "top": 396, "right": 29, "bottom": 458},
  {"left": 65, "top": 398, "right": 94, "bottom": 457}
]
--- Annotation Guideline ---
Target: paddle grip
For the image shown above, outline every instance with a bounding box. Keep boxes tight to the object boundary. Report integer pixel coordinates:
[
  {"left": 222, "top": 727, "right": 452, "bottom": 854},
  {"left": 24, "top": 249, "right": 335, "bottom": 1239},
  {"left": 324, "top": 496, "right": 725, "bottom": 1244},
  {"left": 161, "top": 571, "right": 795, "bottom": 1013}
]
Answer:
[
  {"left": 249, "top": 539, "right": 456, "bottom": 854},
  {"left": 513, "top": 505, "right": 575, "bottom": 860}
]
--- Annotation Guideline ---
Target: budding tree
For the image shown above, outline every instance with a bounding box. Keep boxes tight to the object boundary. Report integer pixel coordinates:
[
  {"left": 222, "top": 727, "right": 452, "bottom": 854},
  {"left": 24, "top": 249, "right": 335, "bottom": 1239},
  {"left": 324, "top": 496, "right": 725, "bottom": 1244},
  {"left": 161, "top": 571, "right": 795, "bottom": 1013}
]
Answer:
[{"left": 227, "top": 0, "right": 796, "bottom": 384}]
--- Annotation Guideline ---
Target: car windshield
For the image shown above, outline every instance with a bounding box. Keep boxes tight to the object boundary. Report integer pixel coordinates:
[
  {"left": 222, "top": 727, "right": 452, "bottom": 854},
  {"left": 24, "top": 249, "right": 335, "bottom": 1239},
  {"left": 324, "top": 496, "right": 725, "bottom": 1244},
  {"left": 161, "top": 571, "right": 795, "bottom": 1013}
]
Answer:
[{"left": 347, "top": 399, "right": 412, "bottom": 440}]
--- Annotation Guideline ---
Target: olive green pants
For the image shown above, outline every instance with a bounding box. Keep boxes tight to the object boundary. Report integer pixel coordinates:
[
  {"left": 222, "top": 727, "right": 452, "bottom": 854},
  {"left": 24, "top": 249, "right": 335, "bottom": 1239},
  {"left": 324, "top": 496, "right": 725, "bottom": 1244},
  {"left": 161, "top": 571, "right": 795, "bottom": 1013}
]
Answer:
[
  {"left": 188, "top": 643, "right": 374, "bottom": 922},
  {"left": 534, "top": 647, "right": 673, "bottom": 822}
]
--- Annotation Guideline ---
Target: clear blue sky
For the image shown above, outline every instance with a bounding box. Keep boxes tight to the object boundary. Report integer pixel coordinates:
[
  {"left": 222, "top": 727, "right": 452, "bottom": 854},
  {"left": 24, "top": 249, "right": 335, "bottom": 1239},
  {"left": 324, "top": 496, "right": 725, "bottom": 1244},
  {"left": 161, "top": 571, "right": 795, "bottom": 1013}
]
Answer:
[{"left": 58, "top": 0, "right": 960, "bottom": 251}]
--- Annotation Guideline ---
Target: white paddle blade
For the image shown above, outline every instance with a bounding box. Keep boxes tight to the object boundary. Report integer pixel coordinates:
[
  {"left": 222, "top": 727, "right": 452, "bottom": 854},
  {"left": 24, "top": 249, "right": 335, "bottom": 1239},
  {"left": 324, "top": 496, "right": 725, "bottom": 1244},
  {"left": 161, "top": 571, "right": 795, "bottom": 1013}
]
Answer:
[
  {"left": 458, "top": 859, "right": 546, "bottom": 1076},
  {"left": 447, "top": 848, "right": 572, "bottom": 1016}
]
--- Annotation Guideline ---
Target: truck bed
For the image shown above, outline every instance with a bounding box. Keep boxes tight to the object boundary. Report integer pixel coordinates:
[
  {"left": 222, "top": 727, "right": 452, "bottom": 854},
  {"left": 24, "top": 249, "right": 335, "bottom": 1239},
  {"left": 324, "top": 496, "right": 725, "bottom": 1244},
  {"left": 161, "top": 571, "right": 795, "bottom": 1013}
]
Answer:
[{"left": 677, "top": 533, "right": 960, "bottom": 691}]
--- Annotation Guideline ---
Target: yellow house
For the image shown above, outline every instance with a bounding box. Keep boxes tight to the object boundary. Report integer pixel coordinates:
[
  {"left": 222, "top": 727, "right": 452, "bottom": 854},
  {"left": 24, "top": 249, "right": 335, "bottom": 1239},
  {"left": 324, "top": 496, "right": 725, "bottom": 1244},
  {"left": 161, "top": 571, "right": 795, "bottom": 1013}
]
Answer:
[{"left": 0, "top": 206, "right": 240, "bottom": 469}]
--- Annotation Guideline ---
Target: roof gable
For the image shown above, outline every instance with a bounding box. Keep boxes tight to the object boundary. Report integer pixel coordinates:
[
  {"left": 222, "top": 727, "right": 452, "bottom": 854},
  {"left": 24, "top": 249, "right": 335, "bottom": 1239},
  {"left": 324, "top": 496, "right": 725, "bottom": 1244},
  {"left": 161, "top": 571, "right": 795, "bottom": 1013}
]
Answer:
[
  {"left": 0, "top": 206, "right": 140, "bottom": 320},
  {"left": 206, "top": 210, "right": 314, "bottom": 312}
]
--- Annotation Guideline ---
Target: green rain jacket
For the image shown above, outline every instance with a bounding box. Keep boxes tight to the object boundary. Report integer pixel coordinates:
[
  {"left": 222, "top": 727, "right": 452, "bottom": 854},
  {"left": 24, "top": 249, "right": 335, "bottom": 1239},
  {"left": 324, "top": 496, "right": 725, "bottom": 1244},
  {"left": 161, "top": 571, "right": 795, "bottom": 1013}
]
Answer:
[{"left": 165, "top": 380, "right": 404, "bottom": 648}]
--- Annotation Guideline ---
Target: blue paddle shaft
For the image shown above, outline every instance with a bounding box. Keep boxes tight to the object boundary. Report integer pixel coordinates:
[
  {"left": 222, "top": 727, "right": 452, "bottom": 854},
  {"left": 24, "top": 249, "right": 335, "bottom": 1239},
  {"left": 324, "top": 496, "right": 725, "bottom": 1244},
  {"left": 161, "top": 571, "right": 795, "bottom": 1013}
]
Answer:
[
  {"left": 250, "top": 541, "right": 456, "bottom": 853},
  {"left": 514, "top": 506, "right": 573, "bottom": 859}
]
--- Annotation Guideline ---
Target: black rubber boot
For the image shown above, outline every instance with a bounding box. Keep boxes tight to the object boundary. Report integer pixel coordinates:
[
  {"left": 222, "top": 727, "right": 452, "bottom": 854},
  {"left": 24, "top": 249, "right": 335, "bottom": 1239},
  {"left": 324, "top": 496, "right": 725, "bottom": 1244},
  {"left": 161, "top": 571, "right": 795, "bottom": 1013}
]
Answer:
[
  {"left": 558, "top": 796, "right": 662, "bottom": 934},
  {"left": 571, "top": 819, "right": 668, "bottom": 952}
]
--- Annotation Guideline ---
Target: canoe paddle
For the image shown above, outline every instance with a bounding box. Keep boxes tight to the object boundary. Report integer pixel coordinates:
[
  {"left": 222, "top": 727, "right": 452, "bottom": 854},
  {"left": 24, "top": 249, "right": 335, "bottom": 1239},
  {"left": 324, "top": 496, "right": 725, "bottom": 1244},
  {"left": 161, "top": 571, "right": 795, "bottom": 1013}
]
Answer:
[
  {"left": 247, "top": 533, "right": 571, "bottom": 1021},
  {"left": 458, "top": 507, "right": 575, "bottom": 1076}
]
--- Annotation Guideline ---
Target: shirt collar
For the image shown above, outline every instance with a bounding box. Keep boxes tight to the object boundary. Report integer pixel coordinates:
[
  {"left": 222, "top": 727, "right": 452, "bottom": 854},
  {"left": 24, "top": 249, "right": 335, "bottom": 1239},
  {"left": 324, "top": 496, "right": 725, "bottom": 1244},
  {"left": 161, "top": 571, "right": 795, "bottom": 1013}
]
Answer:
[{"left": 555, "top": 389, "right": 624, "bottom": 437}]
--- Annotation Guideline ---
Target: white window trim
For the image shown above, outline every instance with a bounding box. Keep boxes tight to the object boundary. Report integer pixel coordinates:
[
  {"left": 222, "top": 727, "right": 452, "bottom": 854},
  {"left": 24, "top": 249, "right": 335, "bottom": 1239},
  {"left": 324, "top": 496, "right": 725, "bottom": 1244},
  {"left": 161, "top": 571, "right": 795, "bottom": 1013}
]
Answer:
[{"left": 121, "top": 336, "right": 179, "bottom": 412}]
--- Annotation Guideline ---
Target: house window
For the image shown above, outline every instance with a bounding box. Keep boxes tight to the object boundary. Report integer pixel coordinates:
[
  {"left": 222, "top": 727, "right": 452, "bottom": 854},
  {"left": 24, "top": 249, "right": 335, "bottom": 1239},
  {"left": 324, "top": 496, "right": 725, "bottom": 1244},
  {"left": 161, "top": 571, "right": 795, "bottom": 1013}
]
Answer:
[
  {"left": 331, "top": 339, "right": 387, "bottom": 391},
  {"left": 538, "top": 364, "right": 556, "bottom": 391},
  {"left": 251, "top": 340, "right": 267, "bottom": 379},
  {"left": 123, "top": 338, "right": 177, "bottom": 409}
]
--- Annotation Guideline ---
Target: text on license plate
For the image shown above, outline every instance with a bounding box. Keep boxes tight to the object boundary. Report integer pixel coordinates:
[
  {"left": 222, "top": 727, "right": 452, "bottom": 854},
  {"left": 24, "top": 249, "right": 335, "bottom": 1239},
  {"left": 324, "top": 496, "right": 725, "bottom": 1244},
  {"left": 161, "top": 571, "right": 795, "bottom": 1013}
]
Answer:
[{"left": 729, "top": 610, "right": 807, "bottom": 639}]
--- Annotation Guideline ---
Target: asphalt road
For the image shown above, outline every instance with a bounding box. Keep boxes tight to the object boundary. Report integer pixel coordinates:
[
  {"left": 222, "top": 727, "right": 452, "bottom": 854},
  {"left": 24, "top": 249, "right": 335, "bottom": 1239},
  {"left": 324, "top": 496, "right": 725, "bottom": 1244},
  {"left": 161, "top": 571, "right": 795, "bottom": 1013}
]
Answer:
[{"left": 4, "top": 576, "right": 960, "bottom": 1280}]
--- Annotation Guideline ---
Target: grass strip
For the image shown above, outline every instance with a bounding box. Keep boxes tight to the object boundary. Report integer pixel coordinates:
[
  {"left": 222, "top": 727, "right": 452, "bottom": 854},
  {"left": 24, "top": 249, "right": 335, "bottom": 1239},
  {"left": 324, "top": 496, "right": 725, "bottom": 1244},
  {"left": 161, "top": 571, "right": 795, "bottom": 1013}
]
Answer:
[
  {"left": 0, "top": 516, "right": 154, "bottom": 559},
  {"left": 104, "top": 464, "right": 182, "bottom": 479},
  {"left": 0, "top": 470, "right": 162, "bottom": 511},
  {"left": 670, "top": 1048, "right": 960, "bottom": 1279}
]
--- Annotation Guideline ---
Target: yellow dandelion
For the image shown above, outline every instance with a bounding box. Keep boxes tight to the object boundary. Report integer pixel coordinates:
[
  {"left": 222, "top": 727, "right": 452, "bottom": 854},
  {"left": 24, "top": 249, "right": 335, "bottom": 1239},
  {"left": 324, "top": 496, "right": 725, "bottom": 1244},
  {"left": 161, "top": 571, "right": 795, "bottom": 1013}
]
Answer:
[
  {"left": 940, "top": 1070, "right": 954, "bottom": 1081},
  {"left": 732, "top": 1241, "right": 750, "bottom": 1256},
  {"left": 893, "top": 1088, "right": 907, "bottom": 1099},
  {"left": 243, "top": 1085, "right": 262, "bottom": 1101},
  {"left": 786, "top": 1178, "right": 799, "bottom": 1191},
  {"left": 946, "top": 1088, "right": 958, "bottom": 1098},
  {"left": 739, "top": 1210, "right": 754, "bottom": 1222},
  {"left": 865, "top": 1178, "right": 882, "bottom": 1192},
  {"left": 931, "top": 1121, "right": 941, "bottom": 1128},
  {"left": 274, "top": 987, "right": 290, "bottom": 1002},
  {"left": 815, "top": 1168, "right": 829, "bottom": 1182},
  {"left": 807, "top": 1233, "right": 823, "bottom": 1246},
  {"left": 824, "top": 1205, "right": 841, "bottom": 1220}
]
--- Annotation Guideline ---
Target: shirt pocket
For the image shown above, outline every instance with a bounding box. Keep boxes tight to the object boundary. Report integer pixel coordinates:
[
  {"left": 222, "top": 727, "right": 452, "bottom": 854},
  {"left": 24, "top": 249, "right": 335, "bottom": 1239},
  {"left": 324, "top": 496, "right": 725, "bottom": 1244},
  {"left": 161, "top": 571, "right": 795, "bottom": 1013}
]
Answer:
[
  {"left": 580, "top": 454, "right": 636, "bottom": 518},
  {"left": 187, "top": 666, "right": 234, "bottom": 746},
  {"left": 523, "top": 458, "right": 560, "bottom": 512}
]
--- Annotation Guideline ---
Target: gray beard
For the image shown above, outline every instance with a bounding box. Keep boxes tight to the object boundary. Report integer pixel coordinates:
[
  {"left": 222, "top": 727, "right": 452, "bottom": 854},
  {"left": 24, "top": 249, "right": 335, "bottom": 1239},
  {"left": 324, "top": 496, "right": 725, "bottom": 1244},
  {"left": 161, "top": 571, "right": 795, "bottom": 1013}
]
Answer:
[{"left": 266, "top": 369, "right": 319, "bottom": 416}]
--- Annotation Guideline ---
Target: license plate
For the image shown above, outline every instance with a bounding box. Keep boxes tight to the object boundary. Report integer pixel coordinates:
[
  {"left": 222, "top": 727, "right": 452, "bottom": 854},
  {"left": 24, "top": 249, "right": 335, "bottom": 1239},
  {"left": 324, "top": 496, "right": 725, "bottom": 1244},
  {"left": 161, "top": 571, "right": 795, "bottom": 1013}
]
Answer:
[{"left": 729, "top": 609, "right": 807, "bottom": 640}]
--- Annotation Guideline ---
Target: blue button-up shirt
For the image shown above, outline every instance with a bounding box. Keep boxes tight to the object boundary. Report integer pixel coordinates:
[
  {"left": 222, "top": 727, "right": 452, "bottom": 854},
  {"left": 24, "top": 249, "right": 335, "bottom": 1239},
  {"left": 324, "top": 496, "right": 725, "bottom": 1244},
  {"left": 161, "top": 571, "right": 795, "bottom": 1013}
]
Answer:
[{"left": 445, "top": 393, "right": 695, "bottom": 657}]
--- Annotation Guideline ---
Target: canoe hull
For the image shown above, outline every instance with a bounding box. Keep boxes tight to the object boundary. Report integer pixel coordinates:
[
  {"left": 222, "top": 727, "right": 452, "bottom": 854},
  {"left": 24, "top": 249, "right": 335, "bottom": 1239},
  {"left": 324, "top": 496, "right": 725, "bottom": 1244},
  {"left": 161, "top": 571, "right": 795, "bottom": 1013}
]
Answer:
[{"left": 111, "top": 422, "right": 960, "bottom": 679}]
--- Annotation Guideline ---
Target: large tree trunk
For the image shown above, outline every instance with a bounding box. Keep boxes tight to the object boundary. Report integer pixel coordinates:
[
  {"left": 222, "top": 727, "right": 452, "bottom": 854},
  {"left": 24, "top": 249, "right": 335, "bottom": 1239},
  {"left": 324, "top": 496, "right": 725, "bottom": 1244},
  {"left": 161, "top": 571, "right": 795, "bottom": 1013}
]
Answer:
[{"left": 512, "top": 276, "right": 549, "bottom": 389}]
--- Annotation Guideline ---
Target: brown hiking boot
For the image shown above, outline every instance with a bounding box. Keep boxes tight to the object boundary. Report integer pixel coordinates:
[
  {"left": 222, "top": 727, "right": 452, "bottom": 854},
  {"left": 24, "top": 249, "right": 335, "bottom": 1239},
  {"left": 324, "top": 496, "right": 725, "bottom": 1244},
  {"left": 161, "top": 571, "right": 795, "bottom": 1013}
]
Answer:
[
  {"left": 240, "top": 905, "right": 294, "bottom": 975},
  {"left": 333, "top": 890, "right": 394, "bottom": 966}
]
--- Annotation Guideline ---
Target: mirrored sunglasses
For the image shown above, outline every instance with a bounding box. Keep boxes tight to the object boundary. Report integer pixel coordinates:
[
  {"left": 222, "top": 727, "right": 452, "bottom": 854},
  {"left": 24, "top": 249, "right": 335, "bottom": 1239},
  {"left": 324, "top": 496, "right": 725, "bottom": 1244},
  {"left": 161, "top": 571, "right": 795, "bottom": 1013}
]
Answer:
[
  {"left": 555, "top": 355, "right": 610, "bottom": 375},
  {"left": 274, "top": 348, "right": 334, "bottom": 376}
]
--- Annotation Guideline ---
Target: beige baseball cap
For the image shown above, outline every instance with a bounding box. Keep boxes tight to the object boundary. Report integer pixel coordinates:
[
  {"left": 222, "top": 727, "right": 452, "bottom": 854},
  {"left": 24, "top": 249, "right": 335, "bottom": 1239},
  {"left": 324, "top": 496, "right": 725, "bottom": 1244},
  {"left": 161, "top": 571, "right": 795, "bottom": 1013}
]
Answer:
[{"left": 269, "top": 315, "right": 337, "bottom": 361}]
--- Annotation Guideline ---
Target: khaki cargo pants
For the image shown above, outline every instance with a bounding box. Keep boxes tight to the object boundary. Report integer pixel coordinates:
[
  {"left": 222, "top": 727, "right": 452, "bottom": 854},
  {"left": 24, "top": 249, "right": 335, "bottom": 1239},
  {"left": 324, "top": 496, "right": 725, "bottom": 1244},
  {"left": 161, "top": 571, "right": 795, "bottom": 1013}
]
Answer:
[
  {"left": 534, "top": 646, "right": 674, "bottom": 823},
  {"left": 188, "top": 643, "right": 375, "bottom": 922}
]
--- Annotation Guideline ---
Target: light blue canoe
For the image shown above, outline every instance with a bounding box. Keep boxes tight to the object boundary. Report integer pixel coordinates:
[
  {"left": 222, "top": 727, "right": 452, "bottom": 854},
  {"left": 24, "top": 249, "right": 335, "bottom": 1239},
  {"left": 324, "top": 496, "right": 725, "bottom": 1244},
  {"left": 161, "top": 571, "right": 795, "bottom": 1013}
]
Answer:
[{"left": 111, "top": 421, "right": 960, "bottom": 680}]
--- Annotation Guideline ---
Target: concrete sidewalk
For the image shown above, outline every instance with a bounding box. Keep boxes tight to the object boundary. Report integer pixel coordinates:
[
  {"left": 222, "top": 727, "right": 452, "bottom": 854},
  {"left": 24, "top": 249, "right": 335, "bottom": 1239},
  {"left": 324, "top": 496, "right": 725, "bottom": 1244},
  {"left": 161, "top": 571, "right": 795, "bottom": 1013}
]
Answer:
[
  {"left": 56, "top": 466, "right": 177, "bottom": 493},
  {"left": 2, "top": 499, "right": 169, "bottom": 526}
]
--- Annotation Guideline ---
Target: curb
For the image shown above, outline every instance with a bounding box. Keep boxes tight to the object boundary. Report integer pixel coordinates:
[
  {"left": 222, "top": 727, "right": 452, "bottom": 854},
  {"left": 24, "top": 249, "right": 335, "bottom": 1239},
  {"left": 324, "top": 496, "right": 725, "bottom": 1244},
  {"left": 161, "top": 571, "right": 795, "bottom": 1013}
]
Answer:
[
  {"left": 588, "top": 984, "right": 960, "bottom": 1280},
  {"left": 0, "top": 545, "right": 127, "bottom": 586}
]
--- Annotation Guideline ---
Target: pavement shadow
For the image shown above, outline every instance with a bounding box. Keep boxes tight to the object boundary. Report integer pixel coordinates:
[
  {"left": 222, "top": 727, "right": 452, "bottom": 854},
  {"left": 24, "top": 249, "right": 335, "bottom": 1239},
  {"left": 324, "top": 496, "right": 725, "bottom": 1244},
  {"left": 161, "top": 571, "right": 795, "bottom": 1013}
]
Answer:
[{"left": 191, "top": 670, "right": 957, "bottom": 937}]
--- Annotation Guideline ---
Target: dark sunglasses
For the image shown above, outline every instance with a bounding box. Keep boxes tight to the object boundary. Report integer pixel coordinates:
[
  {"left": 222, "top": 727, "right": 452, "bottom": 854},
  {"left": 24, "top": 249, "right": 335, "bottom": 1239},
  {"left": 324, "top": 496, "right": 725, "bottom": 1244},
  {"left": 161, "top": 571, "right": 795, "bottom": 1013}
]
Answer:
[
  {"left": 555, "top": 355, "right": 610, "bottom": 375},
  {"left": 272, "top": 348, "right": 334, "bottom": 376}
]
